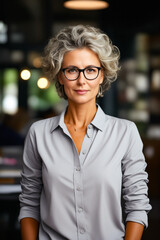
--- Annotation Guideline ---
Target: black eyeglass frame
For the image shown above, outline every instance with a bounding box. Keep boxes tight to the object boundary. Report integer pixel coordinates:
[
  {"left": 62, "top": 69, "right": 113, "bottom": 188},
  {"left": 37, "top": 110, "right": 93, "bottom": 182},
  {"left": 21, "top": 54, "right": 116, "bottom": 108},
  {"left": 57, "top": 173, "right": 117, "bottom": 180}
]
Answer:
[{"left": 61, "top": 66, "right": 103, "bottom": 81}]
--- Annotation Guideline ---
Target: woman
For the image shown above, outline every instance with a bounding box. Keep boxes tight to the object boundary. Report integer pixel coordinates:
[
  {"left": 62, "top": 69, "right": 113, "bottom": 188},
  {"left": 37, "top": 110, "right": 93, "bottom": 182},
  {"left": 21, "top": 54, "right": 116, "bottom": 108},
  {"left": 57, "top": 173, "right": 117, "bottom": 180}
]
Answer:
[{"left": 19, "top": 25, "right": 151, "bottom": 240}]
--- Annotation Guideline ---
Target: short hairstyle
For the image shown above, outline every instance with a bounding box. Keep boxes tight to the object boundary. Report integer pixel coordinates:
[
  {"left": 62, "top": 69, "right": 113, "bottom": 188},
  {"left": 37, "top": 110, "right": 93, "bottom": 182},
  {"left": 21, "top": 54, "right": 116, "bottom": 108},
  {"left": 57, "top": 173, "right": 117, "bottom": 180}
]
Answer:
[{"left": 42, "top": 24, "right": 120, "bottom": 99}]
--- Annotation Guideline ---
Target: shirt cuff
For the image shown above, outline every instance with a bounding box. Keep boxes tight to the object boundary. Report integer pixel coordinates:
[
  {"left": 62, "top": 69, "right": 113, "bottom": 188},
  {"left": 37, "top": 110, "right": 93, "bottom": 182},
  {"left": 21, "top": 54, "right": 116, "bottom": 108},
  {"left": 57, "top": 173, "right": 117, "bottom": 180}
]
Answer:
[
  {"left": 18, "top": 206, "right": 40, "bottom": 222},
  {"left": 126, "top": 210, "right": 148, "bottom": 228}
]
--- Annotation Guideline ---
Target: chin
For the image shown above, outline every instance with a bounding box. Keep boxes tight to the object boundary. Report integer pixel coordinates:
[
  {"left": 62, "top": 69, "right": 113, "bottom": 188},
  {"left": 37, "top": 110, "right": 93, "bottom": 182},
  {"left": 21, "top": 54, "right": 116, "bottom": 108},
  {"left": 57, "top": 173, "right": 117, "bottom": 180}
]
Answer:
[{"left": 69, "top": 96, "right": 96, "bottom": 105}]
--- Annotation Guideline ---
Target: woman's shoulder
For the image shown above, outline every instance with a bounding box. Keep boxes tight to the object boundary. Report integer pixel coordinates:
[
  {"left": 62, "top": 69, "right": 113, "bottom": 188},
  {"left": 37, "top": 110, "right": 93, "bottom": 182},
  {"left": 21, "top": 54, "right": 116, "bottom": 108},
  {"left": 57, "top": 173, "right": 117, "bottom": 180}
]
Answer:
[
  {"left": 104, "top": 114, "right": 141, "bottom": 142},
  {"left": 105, "top": 114, "right": 136, "bottom": 130},
  {"left": 28, "top": 115, "right": 60, "bottom": 133},
  {"left": 106, "top": 114, "right": 138, "bottom": 132}
]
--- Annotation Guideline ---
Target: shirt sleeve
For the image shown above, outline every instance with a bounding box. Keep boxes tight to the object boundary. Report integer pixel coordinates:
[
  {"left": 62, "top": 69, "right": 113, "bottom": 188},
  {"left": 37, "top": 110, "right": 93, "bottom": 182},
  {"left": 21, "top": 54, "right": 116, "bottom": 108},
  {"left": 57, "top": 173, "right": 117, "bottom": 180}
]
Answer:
[
  {"left": 122, "top": 122, "right": 152, "bottom": 228},
  {"left": 18, "top": 123, "right": 42, "bottom": 222}
]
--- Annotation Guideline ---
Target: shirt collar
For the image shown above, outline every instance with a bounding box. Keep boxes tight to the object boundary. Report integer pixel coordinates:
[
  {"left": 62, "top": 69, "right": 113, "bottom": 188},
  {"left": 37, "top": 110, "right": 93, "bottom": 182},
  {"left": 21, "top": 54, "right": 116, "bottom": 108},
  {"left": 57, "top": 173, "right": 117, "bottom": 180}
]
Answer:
[
  {"left": 50, "top": 109, "right": 66, "bottom": 133},
  {"left": 50, "top": 104, "right": 107, "bottom": 133},
  {"left": 91, "top": 104, "right": 107, "bottom": 131}
]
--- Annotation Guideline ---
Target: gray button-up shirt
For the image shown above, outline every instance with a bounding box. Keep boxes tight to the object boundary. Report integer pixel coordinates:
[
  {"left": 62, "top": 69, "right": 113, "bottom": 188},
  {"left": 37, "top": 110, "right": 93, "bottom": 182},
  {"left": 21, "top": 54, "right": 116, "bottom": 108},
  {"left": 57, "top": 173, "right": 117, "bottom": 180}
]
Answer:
[{"left": 19, "top": 105, "right": 151, "bottom": 240}]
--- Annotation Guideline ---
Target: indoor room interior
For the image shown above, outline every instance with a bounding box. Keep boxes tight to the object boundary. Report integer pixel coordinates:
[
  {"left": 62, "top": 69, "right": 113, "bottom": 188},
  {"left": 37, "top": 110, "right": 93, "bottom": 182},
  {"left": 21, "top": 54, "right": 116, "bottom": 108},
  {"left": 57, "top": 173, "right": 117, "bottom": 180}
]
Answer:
[{"left": 0, "top": 0, "right": 160, "bottom": 239}]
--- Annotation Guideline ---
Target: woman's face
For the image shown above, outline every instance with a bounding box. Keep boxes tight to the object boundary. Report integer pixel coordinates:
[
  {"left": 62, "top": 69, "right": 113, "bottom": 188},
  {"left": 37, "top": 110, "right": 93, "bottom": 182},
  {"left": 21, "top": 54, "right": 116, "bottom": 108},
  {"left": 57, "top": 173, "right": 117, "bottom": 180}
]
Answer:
[{"left": 58, "top": 48, "right": 104, "bottom": 105}]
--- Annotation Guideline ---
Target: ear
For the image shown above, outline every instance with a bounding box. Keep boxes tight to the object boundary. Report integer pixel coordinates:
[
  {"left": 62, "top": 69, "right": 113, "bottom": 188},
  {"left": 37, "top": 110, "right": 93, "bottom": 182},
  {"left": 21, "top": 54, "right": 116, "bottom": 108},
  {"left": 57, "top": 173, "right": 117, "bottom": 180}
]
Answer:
[{"left": 58, "top": 72, "right": 64, "bottom": 85}]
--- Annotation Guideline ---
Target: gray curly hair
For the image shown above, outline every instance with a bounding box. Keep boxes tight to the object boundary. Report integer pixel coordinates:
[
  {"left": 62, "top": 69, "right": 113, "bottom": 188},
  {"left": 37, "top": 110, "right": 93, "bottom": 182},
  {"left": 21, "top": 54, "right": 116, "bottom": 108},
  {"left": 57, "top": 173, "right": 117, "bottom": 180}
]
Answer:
[{"left": 42, "top": 24, "right": 120, "bottom": 99}]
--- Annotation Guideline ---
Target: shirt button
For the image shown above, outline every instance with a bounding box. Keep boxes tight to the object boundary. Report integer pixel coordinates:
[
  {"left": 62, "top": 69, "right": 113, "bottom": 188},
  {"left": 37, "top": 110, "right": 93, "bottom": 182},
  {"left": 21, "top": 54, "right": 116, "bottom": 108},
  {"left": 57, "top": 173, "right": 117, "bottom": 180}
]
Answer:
[
  {"left": 78, "top": 207, "right": 83, "bottom": 213},
  {"left": 80, "top": 228, "right": 85, "bottom": 234},
  {"left": 82, "top": 150, "right": 86, "bottom": 154},
  {"left": 88, "top": 125, "right": 92, "bottom": 129},
  {"left": 76, "top": 186, "right": 81, "bottom": 191},
  {"left": 76, "top": 167, "right": 81, "bottom": 171}
]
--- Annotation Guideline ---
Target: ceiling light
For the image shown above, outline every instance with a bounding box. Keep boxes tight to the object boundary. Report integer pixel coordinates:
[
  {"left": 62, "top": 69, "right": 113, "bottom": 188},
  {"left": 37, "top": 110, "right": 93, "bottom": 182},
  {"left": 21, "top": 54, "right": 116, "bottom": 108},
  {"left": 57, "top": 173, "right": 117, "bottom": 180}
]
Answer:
[{"left": 64, "top": 0, "right": 109, "bottom": 10}]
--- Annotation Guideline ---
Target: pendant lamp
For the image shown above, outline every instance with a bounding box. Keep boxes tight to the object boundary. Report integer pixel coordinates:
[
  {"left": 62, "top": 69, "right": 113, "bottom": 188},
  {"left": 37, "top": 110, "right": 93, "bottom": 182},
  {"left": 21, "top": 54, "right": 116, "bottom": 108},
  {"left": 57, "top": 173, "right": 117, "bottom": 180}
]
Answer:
[{"left": 64, "top": 0, "right": 109, "bottom": 10}]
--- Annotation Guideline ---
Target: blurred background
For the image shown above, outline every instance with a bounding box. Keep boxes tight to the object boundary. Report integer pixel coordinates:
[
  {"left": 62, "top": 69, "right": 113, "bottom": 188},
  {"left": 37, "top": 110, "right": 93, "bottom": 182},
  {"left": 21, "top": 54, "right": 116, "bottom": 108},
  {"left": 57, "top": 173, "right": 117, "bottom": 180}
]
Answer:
[{"left": 0, "top": 0, "right": 160, "bottom": 239}]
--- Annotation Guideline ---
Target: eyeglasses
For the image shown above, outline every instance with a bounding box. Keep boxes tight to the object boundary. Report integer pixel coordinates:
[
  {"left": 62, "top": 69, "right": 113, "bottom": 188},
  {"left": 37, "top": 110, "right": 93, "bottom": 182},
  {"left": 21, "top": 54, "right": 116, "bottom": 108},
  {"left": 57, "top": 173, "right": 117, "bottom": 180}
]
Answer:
[{"left": 61, "top": 66, "right": 102, "bottom": 81}]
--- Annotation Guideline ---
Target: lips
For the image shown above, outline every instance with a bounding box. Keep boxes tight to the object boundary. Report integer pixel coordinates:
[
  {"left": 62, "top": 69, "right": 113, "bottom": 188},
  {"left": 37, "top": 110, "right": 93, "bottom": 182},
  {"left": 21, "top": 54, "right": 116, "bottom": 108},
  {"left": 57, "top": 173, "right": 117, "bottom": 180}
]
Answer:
[{"left": 75, "top": 90, "right": 89, "bottom": 95}]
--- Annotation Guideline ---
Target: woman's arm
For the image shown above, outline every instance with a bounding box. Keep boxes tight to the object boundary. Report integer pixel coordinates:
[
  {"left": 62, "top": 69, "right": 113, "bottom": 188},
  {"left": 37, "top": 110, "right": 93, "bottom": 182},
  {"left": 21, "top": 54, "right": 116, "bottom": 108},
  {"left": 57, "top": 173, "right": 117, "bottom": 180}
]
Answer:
[
  {"left": 125, "top": 221, "right": 144, "bottom": 240},
  {"left": 122, "top": 122, "right": 152, "bottom": 230},
  {"left": 19, "top": 124, "right": 42, "bottom": 234},
  {"left": 20, "top": 217, "right": 39, "bottom": 240}
]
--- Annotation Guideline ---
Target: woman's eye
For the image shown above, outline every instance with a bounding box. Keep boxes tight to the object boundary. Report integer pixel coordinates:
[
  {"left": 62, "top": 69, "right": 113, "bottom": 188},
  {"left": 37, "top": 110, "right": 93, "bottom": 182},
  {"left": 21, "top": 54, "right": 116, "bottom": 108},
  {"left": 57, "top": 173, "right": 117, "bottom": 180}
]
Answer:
[
  {"left": 86, "top": 68, "right": 96, "bottom": 73},
  {"left": 67, "top": 68, "right": 77, "bottom": 74}
]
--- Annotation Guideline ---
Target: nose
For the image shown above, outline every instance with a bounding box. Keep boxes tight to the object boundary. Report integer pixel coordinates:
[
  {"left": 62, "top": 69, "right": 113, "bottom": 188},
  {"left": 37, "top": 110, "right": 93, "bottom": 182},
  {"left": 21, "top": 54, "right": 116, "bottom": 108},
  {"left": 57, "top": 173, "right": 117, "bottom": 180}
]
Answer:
[{"left": 77, "top": 70, "right": 86, "bottom": 85}]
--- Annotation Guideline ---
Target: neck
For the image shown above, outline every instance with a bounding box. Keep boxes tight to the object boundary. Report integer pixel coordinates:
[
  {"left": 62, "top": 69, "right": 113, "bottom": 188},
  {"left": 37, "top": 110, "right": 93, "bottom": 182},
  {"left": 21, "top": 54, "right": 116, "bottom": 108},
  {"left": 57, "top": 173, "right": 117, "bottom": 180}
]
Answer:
[{"left": 65, "top": 101, "right": 97, "bottom": 128}]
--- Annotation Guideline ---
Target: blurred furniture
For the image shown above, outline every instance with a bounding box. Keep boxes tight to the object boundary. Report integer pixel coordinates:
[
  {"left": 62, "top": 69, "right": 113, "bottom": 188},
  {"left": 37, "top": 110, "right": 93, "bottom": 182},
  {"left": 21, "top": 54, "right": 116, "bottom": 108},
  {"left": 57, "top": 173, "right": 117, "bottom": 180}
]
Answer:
[
  {"left": 143, "top": 138, "right": 160, "bottom": 199},
  {"left": 0, "top": 192, "right": 21, "bottom": 240}
]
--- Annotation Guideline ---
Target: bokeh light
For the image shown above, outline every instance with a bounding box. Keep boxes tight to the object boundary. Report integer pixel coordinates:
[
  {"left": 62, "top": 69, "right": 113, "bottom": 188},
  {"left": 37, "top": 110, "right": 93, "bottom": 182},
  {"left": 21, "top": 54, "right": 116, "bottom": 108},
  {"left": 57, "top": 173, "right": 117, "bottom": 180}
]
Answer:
[
  {"left": 37, "top": 77, "right": 50, "bottom": 89},
  {"left": 20, "top": 69, "right": 31, "bottom": 80}
]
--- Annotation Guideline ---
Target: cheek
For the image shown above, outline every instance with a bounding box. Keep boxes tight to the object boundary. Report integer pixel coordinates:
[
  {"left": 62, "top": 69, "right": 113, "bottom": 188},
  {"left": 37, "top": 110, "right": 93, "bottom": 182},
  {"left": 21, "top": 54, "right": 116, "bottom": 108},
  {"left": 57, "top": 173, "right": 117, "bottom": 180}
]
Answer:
[
  {"left": 64, "top": 81, "right": 73, "bottom": 89},
  {"left": 90, "top": 80, "right": 102, "bottom": 90},
  {"left": 88, "top": 83, "right": 100, "bottom": 96},
  {"left": 63, "top": 82, "right": 75, "bottom": 95}
]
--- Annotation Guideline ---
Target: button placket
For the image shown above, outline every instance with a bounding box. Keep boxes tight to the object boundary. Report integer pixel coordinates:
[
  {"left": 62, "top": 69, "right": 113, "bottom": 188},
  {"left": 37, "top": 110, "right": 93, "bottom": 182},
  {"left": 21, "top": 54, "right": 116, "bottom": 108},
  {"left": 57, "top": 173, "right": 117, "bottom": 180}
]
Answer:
[
  {"left": 87, "top": 125, "right": 93, "bottom": 139},
  {"left": 74, "top": 165, "right": 88, "bottom": 240},
  {"left": 79, "top": 126, "right": 94, "bottom": 165},
  {"left": 73, "top": 128, "right": 96, "bottom": 240}
]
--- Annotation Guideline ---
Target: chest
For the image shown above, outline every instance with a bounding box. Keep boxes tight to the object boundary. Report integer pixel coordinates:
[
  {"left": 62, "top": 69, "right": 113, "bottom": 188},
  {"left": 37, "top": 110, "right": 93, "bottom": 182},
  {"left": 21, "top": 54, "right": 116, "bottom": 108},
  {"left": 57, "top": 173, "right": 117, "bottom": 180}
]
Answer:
[{"left": 39, "top": 128, "right": 126, "bottom": 190}]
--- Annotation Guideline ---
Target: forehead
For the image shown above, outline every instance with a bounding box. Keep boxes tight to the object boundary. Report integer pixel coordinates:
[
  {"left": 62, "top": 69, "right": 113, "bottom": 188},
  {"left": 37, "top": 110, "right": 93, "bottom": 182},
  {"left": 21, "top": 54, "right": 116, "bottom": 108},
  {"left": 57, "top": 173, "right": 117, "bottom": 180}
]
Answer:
[{"left": 62, "top": 48, "right": 101, "bottom": 67}]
